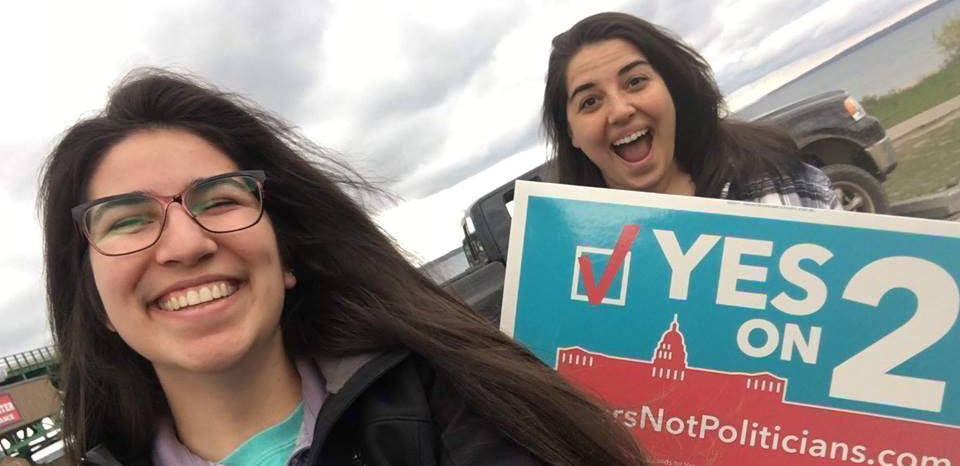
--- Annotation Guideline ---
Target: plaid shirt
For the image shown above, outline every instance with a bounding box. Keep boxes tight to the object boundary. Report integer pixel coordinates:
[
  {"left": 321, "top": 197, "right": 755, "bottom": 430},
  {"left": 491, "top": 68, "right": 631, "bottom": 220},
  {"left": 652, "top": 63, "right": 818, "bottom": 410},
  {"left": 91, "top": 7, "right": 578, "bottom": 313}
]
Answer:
[{"left": 721, "top": 164, "right": 842, "bottom": 210}]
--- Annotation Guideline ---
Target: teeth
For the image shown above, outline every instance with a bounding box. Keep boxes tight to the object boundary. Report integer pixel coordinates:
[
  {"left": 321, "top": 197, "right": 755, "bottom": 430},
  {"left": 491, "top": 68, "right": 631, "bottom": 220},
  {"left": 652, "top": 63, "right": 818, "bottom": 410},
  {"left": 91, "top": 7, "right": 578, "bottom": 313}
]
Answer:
[
  {"left": 186, "top": 290, "right": 199, "bottom": 306},
  {"left": 160, "top": 281, "right": 237, "bottom": 311},
  {"left": 613, "top": 128, "right": 649, "bottom": 146}
]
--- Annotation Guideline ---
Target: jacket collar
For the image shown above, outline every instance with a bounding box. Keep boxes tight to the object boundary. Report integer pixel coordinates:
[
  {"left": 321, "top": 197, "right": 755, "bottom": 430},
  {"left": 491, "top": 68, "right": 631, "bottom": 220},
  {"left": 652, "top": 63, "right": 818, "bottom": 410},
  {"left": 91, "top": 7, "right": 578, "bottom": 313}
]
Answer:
[
  {"left": 301, "top": 350, "right": 411, "bottom": 466},
  {"left": 313, "top": 353, "right": 377, "bottom": 395}
]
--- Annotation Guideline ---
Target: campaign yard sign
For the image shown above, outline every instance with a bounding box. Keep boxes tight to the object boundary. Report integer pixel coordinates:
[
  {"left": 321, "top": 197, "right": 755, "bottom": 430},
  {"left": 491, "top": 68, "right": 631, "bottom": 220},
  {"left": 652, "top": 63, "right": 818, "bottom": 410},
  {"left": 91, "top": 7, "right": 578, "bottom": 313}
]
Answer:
[{"left": 501, "top": 181, "right": 959, "bottom": 466}]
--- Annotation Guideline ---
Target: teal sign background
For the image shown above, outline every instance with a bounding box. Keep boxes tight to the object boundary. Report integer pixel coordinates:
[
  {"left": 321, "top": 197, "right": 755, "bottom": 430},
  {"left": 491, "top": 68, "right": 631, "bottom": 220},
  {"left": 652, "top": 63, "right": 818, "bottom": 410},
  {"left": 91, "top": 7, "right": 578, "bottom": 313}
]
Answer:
[{"left": 511, "top": 195, "right": 960, "bottom": 427}]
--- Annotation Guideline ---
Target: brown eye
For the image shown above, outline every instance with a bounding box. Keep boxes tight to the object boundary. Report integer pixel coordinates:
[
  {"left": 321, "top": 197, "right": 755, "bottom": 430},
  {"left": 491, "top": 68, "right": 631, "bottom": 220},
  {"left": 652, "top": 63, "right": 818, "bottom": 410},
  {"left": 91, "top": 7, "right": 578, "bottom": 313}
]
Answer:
[
  {"left": 580, "top": 96, "right": 599, "bottom": 111},
  {"left": 627, "top": 76, "right": 648, "bottom": 88}
]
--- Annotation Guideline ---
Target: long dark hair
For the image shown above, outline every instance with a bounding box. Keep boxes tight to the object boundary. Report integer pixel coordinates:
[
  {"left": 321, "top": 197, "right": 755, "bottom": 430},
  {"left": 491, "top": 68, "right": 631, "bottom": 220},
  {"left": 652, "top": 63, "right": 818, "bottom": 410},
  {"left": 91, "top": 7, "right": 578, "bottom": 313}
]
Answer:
[
  {"left": 542, "top": 12, "right": 803, "bottom": 197},
  {"left": 40, "top": 69, "right": 646, "bottom": 466}
]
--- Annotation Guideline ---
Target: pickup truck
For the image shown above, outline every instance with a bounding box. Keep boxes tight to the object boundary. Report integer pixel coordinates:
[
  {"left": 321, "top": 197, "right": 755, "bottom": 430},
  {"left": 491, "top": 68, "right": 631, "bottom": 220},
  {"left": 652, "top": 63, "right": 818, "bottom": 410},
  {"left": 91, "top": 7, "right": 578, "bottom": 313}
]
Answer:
[{"left": 435, "top": 90, "right": 898, "bottom": 322}]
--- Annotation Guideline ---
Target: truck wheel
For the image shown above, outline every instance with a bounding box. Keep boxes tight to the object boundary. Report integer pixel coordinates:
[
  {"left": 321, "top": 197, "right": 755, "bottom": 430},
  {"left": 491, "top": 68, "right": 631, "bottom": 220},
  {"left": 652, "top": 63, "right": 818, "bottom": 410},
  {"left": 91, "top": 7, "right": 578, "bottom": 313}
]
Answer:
[{"left": 821, "top": 164, "right": 890, "bottom": 214}]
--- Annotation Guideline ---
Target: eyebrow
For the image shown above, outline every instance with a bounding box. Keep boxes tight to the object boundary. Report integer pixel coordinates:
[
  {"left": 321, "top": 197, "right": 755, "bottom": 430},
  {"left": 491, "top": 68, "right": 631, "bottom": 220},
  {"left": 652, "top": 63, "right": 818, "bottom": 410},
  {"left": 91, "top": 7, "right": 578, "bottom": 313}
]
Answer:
[{"left": 568, "top": 59, "right": 650, "bottom": 103}]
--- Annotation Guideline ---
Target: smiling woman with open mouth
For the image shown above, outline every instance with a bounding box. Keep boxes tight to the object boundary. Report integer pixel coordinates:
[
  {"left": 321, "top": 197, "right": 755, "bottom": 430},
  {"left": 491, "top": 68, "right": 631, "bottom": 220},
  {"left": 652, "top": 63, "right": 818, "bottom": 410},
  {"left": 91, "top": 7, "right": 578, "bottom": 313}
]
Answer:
[{"left": 543, "top": 12, "right": 843, "bottom": 210}]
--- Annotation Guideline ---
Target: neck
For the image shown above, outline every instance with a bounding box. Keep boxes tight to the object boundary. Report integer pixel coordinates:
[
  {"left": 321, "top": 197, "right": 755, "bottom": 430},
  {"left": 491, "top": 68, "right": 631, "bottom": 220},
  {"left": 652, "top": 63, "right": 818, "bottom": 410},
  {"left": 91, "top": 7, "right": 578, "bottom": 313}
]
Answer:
[
  {"left": 155, "top": 333, "right": 302, "bottom": 461},
  {"left": 659, "top": 162, "right": 696, "bottom": 196}
]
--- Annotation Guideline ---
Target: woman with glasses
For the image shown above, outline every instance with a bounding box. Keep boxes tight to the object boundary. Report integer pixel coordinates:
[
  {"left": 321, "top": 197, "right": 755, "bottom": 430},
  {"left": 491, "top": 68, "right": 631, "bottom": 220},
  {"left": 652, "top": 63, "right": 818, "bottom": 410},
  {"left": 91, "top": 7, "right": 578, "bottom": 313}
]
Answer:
[
  {"left": 542, "top": 12, "right": 842, "bottom": 209},
  {"left": 40, "top": 69, "right": 647, "bottom": 466}
]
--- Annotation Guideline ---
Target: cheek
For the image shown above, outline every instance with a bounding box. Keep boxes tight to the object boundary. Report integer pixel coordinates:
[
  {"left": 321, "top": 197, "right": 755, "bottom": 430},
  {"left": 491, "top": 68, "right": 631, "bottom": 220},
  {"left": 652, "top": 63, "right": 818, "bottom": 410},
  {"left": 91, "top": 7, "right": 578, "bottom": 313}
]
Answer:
[
  {"left": 657, "top": 89, "right": 678, "bottom": 134},
  {"left": 243, "top": 229, "right": 283, "bottom": 267},
  {"left": 90, "top": 254, "right": 145, "bottom": 313},
  {"left": 235, "top": 224, "right": 288, "bottom": 290},
  {"left": 251, "top": 217, "right": 285, "bottom": 268},
  {"left": 664, "top": 103, "right": 677, "bottom": 134},
  {"left": 567, "top": 115, "right": 598, "bottom": 151}
]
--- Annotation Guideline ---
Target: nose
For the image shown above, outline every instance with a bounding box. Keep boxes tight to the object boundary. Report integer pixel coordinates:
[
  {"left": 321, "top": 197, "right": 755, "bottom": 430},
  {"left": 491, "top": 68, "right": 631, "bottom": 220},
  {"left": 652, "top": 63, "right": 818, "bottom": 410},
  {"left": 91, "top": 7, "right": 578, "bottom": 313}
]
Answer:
[
  {"left": 153, "top": 203, "right": 217, "bottom": 266},
  {"left": 607, "top": 91, "right": 636, "bottom": 126}
]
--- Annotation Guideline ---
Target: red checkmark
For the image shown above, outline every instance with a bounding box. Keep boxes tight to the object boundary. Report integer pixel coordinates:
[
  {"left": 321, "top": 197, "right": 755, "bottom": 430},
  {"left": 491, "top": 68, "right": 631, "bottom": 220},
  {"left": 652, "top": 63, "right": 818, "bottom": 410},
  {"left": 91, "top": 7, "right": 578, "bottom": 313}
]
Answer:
[{"left": 578, "top": 225, "right": 642, "bottom": 306}]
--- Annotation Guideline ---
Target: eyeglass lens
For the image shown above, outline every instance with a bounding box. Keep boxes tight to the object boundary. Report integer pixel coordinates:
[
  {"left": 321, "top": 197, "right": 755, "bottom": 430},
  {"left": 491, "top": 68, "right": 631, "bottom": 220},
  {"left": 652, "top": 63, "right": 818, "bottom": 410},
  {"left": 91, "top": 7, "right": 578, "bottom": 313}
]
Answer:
[{"left": 82, "top": 175, "right": 263, "bottom": 255}]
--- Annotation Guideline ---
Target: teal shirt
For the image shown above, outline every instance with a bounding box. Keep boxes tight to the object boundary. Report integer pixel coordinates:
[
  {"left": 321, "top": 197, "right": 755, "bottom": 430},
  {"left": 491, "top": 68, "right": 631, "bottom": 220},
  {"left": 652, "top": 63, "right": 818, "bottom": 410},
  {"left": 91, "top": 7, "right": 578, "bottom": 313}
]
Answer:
[{"left": 219, "top": 403, "right": 304, "bottom": 466}]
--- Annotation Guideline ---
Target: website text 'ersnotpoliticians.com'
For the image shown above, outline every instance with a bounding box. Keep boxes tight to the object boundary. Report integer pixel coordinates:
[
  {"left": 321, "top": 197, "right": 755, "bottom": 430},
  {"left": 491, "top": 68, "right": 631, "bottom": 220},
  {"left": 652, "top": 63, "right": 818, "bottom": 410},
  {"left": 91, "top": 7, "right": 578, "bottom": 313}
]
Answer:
[{"left": 612, "top": 406, "right": 952, "bottom": 466}]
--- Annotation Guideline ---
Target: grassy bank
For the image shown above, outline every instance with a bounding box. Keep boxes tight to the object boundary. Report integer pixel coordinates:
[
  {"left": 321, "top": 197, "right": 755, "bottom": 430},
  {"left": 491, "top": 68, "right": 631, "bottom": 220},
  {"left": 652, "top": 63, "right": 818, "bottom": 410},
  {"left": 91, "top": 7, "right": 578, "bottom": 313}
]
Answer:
[
  {"left": 861, "top": 56, "right": 960, "bottom": 128},
  {"left": 883, "top": 114, "right": 960, "bottom": 202}
]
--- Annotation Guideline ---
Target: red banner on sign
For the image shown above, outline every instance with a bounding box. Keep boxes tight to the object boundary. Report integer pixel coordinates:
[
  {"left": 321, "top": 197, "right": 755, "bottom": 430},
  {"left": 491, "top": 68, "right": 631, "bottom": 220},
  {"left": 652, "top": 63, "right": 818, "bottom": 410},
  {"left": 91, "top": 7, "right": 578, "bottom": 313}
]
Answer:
[
  {"left": 557, "top": 316, "right": 957, "bottom": 466},
  {"left": 0, "top": 394, "right": 22, "bottom": 429}
]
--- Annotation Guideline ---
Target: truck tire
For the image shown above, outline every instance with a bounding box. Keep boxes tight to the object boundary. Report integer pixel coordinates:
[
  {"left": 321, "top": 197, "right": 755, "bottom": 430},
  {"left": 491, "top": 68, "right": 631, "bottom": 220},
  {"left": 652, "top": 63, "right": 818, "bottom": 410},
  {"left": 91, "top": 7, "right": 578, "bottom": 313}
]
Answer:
[{"left": 821, "top": 164, "right": 890, "bottom": 214}]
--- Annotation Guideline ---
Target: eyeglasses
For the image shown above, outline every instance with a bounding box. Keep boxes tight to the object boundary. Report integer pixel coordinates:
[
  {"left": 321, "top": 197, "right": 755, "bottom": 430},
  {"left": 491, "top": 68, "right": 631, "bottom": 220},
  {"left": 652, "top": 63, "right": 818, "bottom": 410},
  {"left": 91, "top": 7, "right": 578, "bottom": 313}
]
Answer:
[{"left": 72, "top": 170, "right": 266, "bottom": 256}]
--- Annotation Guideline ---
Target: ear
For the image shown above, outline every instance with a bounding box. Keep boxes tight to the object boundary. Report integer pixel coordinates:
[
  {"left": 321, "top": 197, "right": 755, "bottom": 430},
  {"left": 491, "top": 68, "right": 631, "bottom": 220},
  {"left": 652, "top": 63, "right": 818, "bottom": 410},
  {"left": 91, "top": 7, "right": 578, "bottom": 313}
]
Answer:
[{"left": 284, "top": 270, "right": 297, "bottom": 289}]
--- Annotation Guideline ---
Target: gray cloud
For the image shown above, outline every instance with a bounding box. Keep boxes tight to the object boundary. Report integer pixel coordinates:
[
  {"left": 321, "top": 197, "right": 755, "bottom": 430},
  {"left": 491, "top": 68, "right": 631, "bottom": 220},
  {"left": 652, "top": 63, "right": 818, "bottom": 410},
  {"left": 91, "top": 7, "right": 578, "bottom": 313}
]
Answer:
[
  {"left": 337, "top": 8, "right": 530, "bottom": 198},
  {"left": 1, "top": 140, "right": 50, "bottom": 202},
  {"left": 356, "top": 10, "right": 525, "bottom": 125},
  {"left": 393, "top": 114, "right": 541, "bottom": 198},
  {"left": 347, "top": 110, "right": 451, "bottom": 189},
  {"left": 292, "top": 9, "right": 536, "bottom": 200},
  {"left": 147, "top": 0, "right": 332, "bottom": 121},
  {"left": 0, "top": 278, "right": 51, "bottom": 357},
  {"left": 144, "top": 1, "right": 534, "bottom": 202}
]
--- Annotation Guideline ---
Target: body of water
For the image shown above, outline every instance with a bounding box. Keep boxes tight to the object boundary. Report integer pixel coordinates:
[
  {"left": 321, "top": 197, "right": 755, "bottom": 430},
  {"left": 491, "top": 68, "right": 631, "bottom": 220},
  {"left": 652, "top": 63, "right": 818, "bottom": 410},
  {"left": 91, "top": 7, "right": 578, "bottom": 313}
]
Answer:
[{"left": 737, "top": 0, "right": 960, "bottom": 119}]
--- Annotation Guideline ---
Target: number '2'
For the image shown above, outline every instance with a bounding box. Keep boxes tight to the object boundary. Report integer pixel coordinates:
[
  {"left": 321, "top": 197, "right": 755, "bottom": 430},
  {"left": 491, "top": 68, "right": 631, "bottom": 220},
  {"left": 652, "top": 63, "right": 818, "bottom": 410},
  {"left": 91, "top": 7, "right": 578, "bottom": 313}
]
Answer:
[{"left": 830, "top": 256, "right": 959, "bottom": 412}]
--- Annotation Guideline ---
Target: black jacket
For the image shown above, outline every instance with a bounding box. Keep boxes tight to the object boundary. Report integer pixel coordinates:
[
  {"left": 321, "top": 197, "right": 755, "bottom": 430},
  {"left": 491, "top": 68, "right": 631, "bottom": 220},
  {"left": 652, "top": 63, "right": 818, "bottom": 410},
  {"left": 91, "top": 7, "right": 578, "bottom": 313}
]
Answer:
[{"left": 84, "top": 350, "right": 542, "bottom": 466}]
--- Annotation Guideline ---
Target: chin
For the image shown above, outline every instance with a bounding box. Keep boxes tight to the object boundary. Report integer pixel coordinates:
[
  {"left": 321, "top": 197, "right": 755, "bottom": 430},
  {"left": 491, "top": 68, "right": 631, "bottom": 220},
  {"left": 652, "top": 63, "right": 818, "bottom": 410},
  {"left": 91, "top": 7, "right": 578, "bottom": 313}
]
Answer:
[
  {"left": 163, "top": 338, "right": 254, "bottom": 374},
  {"left": 178, "top": 352, "right": 245, "bottom": 374},
  {"left": 609, "top": 174, "right": 658, "bottom": 192},
  {"left": 624, "top": 163, "right": 670, "bottom": 192}
]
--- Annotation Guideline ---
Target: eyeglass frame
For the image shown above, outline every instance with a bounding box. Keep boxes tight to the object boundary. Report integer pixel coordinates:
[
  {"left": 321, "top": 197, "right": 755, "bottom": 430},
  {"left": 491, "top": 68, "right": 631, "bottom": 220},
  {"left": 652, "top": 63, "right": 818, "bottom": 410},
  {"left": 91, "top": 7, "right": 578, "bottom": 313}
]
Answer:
[{"left": 71, "top": 170, "right": 267, "bottom": 257}]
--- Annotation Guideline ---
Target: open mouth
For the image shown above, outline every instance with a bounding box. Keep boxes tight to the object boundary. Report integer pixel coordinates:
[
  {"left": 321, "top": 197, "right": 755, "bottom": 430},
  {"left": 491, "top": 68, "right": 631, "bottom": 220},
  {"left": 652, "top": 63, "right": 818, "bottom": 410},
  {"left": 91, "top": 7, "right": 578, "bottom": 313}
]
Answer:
[
  {"left": 612, "top": 128, "right": 653, "bottom": 163},
  {"left": 156, "top": 281, "right": 239, "bottom": 312}
]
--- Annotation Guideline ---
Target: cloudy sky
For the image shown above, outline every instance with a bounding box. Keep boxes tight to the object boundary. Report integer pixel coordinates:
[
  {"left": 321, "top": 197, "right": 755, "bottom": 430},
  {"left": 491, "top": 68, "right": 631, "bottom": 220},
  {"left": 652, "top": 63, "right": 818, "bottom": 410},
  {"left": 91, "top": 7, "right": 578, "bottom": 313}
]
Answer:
[{"left": 0, "top": 0, "right": 933, "bottom": 355}]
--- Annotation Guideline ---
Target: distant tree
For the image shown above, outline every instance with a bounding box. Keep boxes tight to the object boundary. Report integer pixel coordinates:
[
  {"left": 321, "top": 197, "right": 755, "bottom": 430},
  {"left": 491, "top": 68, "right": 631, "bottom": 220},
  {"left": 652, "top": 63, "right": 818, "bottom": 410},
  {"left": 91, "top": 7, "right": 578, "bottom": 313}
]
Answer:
[{"left": 935, "top": 16, "right": 960, "bottom": 58}]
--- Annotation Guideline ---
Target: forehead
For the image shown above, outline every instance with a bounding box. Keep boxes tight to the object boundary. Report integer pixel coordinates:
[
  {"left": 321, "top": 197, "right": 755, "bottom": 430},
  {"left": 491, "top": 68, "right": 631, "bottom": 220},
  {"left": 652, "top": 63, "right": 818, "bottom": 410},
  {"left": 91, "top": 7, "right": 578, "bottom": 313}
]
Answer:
[
  {"left": 87, "top": 128, "right": 239, "bottom": 200},
  {"left": 565, "top": 39, "right": 649, "bottom": 91}
]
